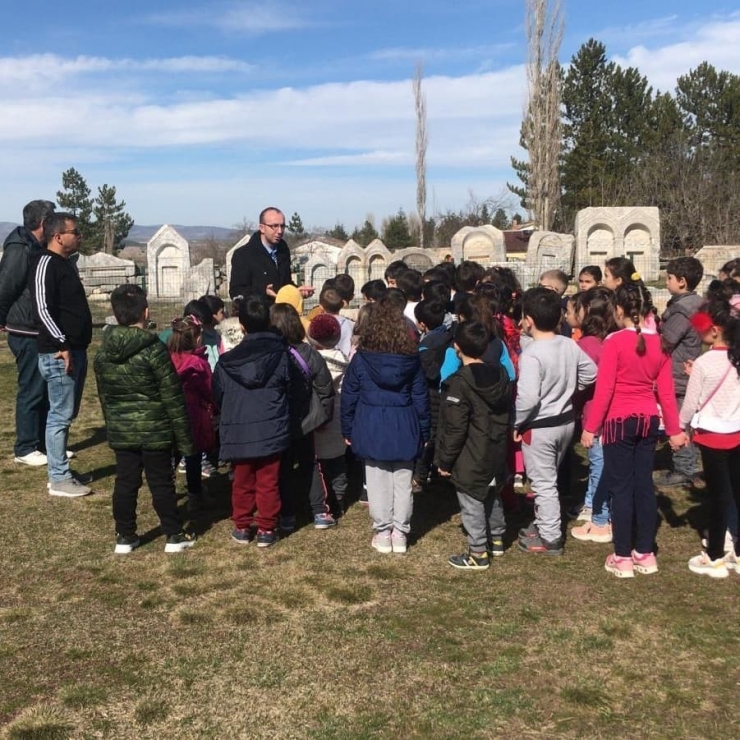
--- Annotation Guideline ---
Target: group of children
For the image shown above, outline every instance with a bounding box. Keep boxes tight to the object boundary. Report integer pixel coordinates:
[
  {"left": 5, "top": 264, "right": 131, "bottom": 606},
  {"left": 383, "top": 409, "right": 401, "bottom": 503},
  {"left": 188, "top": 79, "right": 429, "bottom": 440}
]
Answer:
[{"left": 92, "top": 254, "right": 740, "bottom": 580}]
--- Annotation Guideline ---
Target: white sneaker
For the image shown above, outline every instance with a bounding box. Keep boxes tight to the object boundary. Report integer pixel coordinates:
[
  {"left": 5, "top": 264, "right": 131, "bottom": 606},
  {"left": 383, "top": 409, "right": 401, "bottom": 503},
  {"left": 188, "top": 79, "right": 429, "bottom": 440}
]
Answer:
[
  {"left": 14, "top": 450, "right": 47, "bottom": 466},
  {"left": 48, "top": 479, "right": 92, "bottom": 497}
]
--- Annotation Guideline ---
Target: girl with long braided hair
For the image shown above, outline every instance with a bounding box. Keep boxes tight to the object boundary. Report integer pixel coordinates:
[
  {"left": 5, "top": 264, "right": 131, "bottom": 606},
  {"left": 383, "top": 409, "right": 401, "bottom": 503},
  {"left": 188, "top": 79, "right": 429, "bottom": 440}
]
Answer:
[{"left": 581, "top": 279, "right": 687, "bottom": 578}]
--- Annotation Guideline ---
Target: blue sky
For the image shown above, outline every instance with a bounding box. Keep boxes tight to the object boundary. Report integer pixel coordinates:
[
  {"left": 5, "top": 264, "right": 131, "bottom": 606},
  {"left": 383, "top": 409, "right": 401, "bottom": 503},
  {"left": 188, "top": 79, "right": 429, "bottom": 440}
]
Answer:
[{"left": 1, "top": 1, "right": 739, "bottom": 232}]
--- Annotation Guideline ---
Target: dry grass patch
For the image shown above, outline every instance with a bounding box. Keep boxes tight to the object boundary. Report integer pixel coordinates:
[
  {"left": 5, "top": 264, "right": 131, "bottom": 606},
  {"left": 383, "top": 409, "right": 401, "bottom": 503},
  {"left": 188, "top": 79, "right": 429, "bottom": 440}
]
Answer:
[{"left": 1, "top": 333, "right": 739, "bottom": 737}]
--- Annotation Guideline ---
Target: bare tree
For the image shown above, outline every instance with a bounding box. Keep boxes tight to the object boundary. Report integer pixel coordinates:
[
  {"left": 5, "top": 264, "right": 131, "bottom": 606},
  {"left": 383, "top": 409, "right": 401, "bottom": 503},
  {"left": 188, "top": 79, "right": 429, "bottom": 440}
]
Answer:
[
  {"left": 520, "top": 0, "right": 564, "bottom": 231},
  {"left": 413, "top": 64, "right": 428, "bottom": 247}
]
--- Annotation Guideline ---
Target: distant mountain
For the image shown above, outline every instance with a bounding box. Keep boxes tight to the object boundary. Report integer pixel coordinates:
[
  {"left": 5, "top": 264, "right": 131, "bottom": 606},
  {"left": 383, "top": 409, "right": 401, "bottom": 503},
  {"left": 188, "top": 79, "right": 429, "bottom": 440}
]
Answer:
[
  {"left": 125, "top": 224, "right": 236, "bottom": 244},
  {"left": 0, "top": 222, "right": 237, "bottom": 247}
]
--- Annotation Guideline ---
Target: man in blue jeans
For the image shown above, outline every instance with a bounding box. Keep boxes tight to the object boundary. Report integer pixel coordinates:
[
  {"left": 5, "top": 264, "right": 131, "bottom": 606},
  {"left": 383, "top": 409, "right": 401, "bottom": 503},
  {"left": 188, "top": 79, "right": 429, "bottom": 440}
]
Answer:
[
  {"left": 0, "top": 200, "right": 55, "bottom": 465},
  {"left": 30, "top": 212, "right": 93, "bottom": 497}
]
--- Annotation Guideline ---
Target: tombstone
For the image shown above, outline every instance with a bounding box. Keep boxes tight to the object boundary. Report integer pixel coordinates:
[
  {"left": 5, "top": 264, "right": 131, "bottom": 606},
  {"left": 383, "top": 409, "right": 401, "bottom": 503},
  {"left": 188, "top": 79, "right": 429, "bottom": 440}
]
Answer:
[
  {"left": 693, "top": 246, "right": 740, "bottom": 282},
  {"left": 147, "top": 225, "right": 191, "bottom": 298},
  {"left": 364, "top": 239, "right": 393, "bottom": 282},
  {"left": 525, "top": 231, "right": 575, "bottom": 276},
  {"left": 450, "top": 225, "right": 506, "bottom": 265},
  {"left": 292, "top": 239, "right": 342, "bottom": 265},
  {"left": 394, "top": 247, "right": 435, "bottom": 273},
  {"left": 337, "top": 239, "right": 367, "bottom": 286},
  {"left": 304, "top": 255, "right": 336, "bottom": 293},
  {"left": 575, "top": 207, "right": 660, "bottom": 281},
  {"left": 76, "top": 252, "right": 136, "bottom": 294},
  {"left": 183, "top": 259, "right": 216, "bottom": 300},
  {"left": 224, "top": 233, "right": 251, "bottom": 294}
]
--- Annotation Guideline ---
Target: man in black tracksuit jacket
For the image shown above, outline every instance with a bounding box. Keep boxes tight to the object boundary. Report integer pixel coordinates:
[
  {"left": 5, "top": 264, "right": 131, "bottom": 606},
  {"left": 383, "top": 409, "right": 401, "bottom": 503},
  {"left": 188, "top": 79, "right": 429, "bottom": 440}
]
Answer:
[
  {"left": 0, "top": 199, "right": 56, "bottom": 464},
  {"left": 29, "top": 212, "right": 93, "bottom": 497}
]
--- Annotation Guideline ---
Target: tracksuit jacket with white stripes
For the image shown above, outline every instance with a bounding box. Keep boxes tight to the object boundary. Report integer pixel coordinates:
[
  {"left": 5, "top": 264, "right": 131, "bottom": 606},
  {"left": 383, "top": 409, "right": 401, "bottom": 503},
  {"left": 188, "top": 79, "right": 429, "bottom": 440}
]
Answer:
[{"left": 29, "top": 250, "right": 92, "bottom": 353}]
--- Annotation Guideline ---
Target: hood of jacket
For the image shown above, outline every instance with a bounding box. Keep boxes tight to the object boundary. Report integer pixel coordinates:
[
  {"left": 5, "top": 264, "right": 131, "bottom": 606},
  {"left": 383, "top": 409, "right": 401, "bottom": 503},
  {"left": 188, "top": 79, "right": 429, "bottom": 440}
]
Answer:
[
  {"left": 99, "top": 326, "right": 160, "bottom": 363},
  {"left": 456, "top": 362, "right": 510, "bottom": 411},
  {"left": 171, "top": 346, "right": 209, "bottom": 374},
  {"left": 358, "top": 350, "right": 420, "bottom": 391},
  {"left": 218, "top": 331, "right": 287, "bottom": 389},
  {"left": 665, "top": 291, "right": 704, "bottom": 318}
]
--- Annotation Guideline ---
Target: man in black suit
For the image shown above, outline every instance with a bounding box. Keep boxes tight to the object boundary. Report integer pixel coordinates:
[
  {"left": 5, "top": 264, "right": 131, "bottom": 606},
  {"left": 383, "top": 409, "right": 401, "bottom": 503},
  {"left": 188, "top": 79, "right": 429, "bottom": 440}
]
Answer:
[{"left": 229, "top": 206, "right": 314, "bottom": 300}]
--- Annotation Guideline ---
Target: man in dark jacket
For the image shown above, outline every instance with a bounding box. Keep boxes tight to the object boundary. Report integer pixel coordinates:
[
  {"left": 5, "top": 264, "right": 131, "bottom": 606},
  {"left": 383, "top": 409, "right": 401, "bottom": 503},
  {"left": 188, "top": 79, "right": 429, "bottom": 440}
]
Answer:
[
  {"left": 229, "top": 206, "right": 314, "bottom": 300},
  {"left": 94, "top": 284, "right": 196, "bottom": 554},
  {"left": 30, "top": 212, "right": 93, "bottom": 497},
  {"left": 213, "top": 293, "right": 295, "bottom": 547},
  {"left": 0, "top": 199, "right": 55, "bottom": 465},
  {"left": 435, "top": 321, "right": 511, "bottom": 571}
]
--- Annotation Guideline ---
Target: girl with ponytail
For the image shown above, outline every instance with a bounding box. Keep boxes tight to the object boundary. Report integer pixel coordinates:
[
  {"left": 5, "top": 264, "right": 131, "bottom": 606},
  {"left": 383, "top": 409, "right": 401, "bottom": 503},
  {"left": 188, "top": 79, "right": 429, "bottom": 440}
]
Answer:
[
  {"left": 581, "top": 282, "right": 687, "bottom": 578},
  {"left": 680, "top": 282, "right": 740, "bottom": 578}
]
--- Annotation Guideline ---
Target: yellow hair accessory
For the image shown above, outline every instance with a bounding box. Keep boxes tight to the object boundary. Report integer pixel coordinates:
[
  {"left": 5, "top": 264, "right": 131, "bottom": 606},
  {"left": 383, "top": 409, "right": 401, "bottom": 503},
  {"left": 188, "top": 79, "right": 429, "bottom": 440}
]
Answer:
[{"left": 631, "top": 272, "right": 641, "bottom": 282}]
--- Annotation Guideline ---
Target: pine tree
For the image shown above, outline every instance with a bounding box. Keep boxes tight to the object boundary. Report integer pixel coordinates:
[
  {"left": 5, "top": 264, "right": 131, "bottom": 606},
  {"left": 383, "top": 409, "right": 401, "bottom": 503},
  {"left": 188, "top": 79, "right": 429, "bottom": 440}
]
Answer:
[
  {"left": 325, "top": 224, "right": 349, "bottom": 241},
  {"left": 288, "top": 212, "right": 305, "bottom": 237},
  {"left": 91, "top": 184, "right": 134, "bottom": 254},
  {"left": 382, "top": 209, "right": 414, "bottom": 249},
  {"left": 350, "top": 219, "right": 379, "bottom": 247},
  {"left": 56, "top": 168, "right": 94, "bottom": 244}
]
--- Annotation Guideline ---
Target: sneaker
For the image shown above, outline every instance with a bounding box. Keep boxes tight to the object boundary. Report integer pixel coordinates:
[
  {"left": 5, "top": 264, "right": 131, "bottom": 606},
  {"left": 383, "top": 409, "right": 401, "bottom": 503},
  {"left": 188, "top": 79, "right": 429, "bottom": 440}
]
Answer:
[
  {"left": 701, "top": 529, "right": 735, "bottom": 554},
  {"left": 571, "top": 521, "right": 613, "bottom": 543},
  {"left": 201, "top": 456, "right": 217, "bottom": 478},
  {"left": 164, "top": 531, "right": 196, "bottom": 552},
  {"left": 48, "top": 478, "right": 92, "bottom": 497},
  {"left": 391, "top": 529, "right": 407, "bottom": 554},
  {"left": 448, "top": 551, "right": 490, "bottom": 571},
  {"left": 688, "top": 552, "right": 730, "bottom": 579},
  {"left": 724, "top": 551, "right": 740, "bottom": 573},
  {"left": 231, "top": 527, "right": 255, "bottom": 545},
  {"left": 518, "top": 522, "right": 538, "bottom": 540},
  {"left": 371, "top": 530, "right": 392, "bottom": 554},
  {"left": 279, "top": 515, "right": 296, "bottom": 533},
  {"left": 177, "top": 458, "right": 186, "bottom": 474},
  {"left": 518, "top": 532, "right": 563, "bottom": 555},
  {"left": 314, "top": 512, "right": 337, "bottom": 530},
  {"left": 631, "top": 550, "right": 658, "bottom": 575},
  {"left": 14, "top": 450, "right": 47, "bottom": 466},
  {"left": 604, "top": 553, "right": 634, "bottom": 578},
  {"left": 490, "top": 538, "right": 505, "bottom": 557},
  {"left": 653, "top": 471, "right": 691, "bottom": 488},
  {"left": 256, "top": 529, "right": 278, "bottom": 548},
  {"left": 114, "top": 533, "right": 140, "bottom": 554},
  {"left": 567, "top": 504, "right": 592, "bottom": 522},
  {"left": 47, "top": 472, "right": 93, "bottom": 490}
]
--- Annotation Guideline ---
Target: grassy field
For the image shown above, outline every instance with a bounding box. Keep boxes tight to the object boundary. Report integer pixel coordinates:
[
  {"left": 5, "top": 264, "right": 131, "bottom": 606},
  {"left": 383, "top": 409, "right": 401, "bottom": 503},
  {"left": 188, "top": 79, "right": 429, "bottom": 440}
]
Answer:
[{"left": 0, "top": 329, "right": 738, "bottom": 739}]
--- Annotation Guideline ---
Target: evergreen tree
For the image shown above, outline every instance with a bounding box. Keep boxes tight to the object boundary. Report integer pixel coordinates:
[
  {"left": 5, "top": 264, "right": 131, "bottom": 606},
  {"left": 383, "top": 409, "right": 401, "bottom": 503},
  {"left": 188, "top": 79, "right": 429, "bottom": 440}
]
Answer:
[
  {"left": 382, "top": 209, "right": 414, "bottom": 249},
  {"left": 288, "top": 212, "right": 305, "bottom": 236},
  {"left": 91, "top": 184, "right": 134, "bottom": 254},
  {"left": 56, "top": 168, "right": 94, "bottom": 244},
  {"left": 325, "top": 223, "right": 349, "bottom": 241},
  {"left": 350, "top": 219, "right": 379, "bottom": 247},
  {"left": 491, "top": 208, "right": 509, "bottom": 229}
]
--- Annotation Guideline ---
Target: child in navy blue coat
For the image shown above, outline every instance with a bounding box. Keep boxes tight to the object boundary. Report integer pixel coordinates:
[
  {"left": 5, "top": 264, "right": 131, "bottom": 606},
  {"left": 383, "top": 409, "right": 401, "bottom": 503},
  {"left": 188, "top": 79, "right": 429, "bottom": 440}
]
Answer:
[{"left": 341, "top": 294, "right": 431, "bottom": 554}]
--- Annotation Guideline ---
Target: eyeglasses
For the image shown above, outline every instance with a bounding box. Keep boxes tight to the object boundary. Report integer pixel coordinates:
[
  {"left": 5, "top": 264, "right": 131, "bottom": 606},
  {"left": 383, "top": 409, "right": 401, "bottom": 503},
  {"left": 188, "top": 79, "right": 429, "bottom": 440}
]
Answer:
[
  {"left": 261, "top": 223, "right": 286, "bottom": 231},
  {"left": 58, "top": 228, "right": 81, "bottom": 236}
]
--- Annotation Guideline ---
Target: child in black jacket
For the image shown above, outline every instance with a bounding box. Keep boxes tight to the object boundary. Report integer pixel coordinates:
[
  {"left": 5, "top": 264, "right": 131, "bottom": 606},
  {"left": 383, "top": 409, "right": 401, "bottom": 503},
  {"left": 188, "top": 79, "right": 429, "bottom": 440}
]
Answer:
[{"left": 435, "top": 321, "right": 511, "bottom": 571}]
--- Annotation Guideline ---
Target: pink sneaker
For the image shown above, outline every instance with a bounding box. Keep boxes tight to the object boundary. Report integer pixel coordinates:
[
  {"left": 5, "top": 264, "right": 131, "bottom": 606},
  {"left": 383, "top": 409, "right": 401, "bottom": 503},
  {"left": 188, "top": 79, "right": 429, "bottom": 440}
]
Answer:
[
  {"left": 604, "top": 553, "right": 634, "bottom": 578},
  {"left": 631, "top": 550, "right": 658, "bottom": 575},
  {"left": 571, "top": 521, "right": 612, "bottom": 543}
]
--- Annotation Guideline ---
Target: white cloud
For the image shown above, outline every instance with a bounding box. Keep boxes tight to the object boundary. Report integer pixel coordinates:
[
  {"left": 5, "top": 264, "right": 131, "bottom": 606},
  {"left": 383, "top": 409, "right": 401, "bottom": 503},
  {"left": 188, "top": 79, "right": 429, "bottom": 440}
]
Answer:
[
  {"left": 369, "top": 44, "right": 515, "bottom": 63},
  {"left": 612, "top": 13, "right": 740, "bottom": 92},
  {"left": 146, "top": 1, "right": 312, "bottom": 34},
  {"left": 0, "top": 54, "right": 253, "bottom": 84},
  {"left": 0, "top": 68, "right": 526, "bottom": 168}
]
